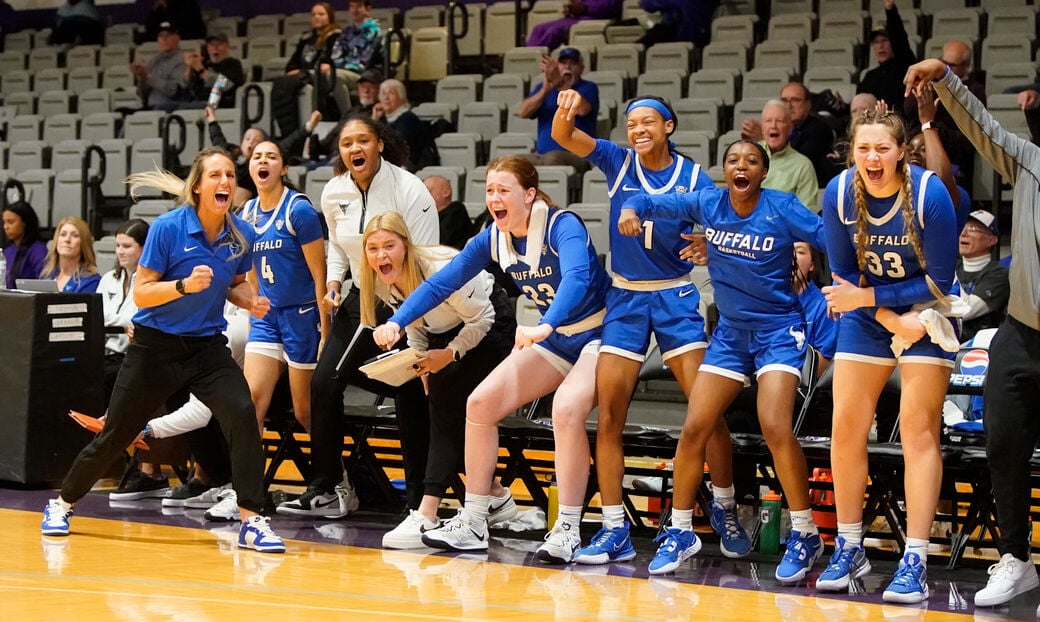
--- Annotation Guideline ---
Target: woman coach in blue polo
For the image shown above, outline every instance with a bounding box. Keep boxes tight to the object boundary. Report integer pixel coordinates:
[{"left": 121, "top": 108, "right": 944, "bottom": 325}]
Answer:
[{"left": 41, "top": 147, "right": 287, "bottom": 555}]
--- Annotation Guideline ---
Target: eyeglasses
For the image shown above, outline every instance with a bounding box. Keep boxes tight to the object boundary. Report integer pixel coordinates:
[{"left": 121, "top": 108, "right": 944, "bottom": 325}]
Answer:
[{"left": 962, "top": 225, "right": 992, "bottom": 235}]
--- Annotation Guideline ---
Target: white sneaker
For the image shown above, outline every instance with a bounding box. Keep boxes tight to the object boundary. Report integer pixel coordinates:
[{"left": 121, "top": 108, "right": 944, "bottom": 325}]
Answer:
[
  {"left": 974, "top": 553, "right": 1040, "bottom": 607},
  {"left": 204, "top": 488, "right": 240, "bottom": 522},
  {"left": 421, "top": 509, "right": 489, "bottom": 551},
  {"left": 183, "top": 483, "right": 233, "bottom": 509},
  {"left": 536, "top": 521, "right": 581, "bottom": 564},
  {"left": 487, "top": 490, "right": 518, "bottom": 526},
  {"left": 382, "top": 510, "right": 440, "bottom": 549}
]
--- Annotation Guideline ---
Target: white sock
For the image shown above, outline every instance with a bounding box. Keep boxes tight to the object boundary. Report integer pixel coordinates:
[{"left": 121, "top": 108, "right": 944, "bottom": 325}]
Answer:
[
  {"left": 790, "top": 509, "right": 817, "bottom": 536},
  {"left": 712, "top": 484, "right": 736, "bottom": 509},
  {"left": 602, "top": 505, "right": 626, "bottom": 529},
  {"left": 905, "top": 538, "right": 929, "bottom": 565},
  {"left": 465, "top": 493, "right": 490, "bottom": 524},
  {"left": 558, "top": 504, "right": 582, "bottom": 528},
  {"left": 671, "top": 508, "right": 694, "bottom": 531},
  {"left": 837, "top": 521, "right": 863, "bottom": 548}
]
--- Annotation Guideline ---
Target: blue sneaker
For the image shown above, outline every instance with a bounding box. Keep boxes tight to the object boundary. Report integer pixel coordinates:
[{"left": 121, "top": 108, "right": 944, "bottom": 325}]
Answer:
[
  {"left": 238, "top": 515, "right": 286, "bottom": 553},
  {"left": 573, "top": 522, "right": 636, "bottom": 565},
  {"left": 648, "top": 527, "right": 702, "bottom": 575},
  {"left": 709, "top": 500, "right": 752, "bottom": 558},
  {"left": 883, "top": 552, "right": 929, "bottom": 603},
  {"left": 42, "top": 499, "right": 72, "bottom": 536},
  {"left": 816, "top": 537, "right": 871, "bottom": 591},
  {"left": 775, "top": 530, "right": 824, "bottom": 583}
]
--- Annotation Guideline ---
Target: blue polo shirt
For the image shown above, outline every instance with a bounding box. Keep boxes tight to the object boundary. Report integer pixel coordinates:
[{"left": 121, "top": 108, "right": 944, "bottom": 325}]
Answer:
[
  {"left": 133, "top": 205, "right": 255, "bottom": 336},
  {"left": 41, "top": 269, "right": 101, "bottom": 293},
  {"left": 532, "top": 78, "right": 599, "bottom": 154}
]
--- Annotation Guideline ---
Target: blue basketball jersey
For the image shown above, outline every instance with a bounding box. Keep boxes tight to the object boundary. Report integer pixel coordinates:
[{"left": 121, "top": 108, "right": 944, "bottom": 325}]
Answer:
[
  {"left": 241, "top": 188, "right": 325, "bottom": 308},
  {"left": 390, "top": 207, "right": 610, "bottom": 331},
  {"left": 627, "top": 187, "right": 825, "bottom": 330},
  {"left": 587, "top": 139, "right": 714, "bottom": 281},
  {"left": 822, "top": 165, "right": 959, "bottom": 314}
]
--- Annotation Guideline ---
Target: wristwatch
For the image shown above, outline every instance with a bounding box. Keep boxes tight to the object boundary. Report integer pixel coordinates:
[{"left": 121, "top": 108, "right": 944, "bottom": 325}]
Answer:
[
  {"left": 921, "top": 121, "right": 936, "bottom": 132},
  {"left": 175, "top": 279, "right": 189, "bottom": 295}
]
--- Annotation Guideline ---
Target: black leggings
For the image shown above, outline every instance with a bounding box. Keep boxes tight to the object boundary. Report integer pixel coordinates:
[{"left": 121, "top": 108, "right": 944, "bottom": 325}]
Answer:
[
  {"left": 309, "top": 287, "right": 429, "bottom": 508},
  {"left": 61, "top": 325, "right": 265, "bottom": 512}
]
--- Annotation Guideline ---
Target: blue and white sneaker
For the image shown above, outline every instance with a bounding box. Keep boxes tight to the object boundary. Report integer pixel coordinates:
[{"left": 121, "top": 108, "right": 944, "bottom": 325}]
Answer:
[
  {"left": 709, "top": 500, "right": 752, "bottom": 558},
  {"left": 42, "top": 499, "right": 73, "bottom": 536},
  {"left": 238, "top": 515, "right": 286, "bottom": 553},
  {"left": 775, "top": 530, "right": 824, "bottom": 583},
  {"left": 573, "top": 522, "right": 637, "bottom": 565},
  {"left": 816, "top": 537, "right": 871, "bottom": 591},
  {"left": 883, "top": 552, "right": 929, "bottom": 603},
  {"left": 648, "top": 527, "right": 702, "bottom": 575}
]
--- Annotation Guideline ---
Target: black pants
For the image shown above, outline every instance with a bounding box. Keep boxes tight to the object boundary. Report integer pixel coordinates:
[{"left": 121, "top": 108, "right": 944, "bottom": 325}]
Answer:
[
  {"left": 61, "top": 325, "right": 265, "bottom": 512},
  {"left": 984, "top": 316, "right": 1040, "bottom": 560},
  {"left": 423, "top": 286, "right": 515, "bottom": 498},
  {"left": 309, "top": 287, "right": 429, "bottom": 508}
]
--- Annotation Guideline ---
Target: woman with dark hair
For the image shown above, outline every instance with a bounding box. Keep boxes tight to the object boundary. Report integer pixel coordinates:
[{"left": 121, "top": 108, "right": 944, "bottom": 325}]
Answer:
[
  {"left": 382, "top": 155, "right": 610, "bottom": 562},
  {"left": 40, "top": 217, "right": 100, "bottom": 293},
  {"left": 1, "top": 201, "right": 47, "bottom": 289},
  {"left": 42, "top": 147, "right": 286, "bottom": 555},
  {"left": 271, "top": 2, "right": 342, "bottom": 137},
  {"left": 97, "top": 218, "right": 150, "bottom": 401},
  {"left": 553, "top": 92, "right": 724, "bottom": 565},
  {"left": 618, "top": 139, "right": 826, "bottom": 580},
  {"left": 276, "top": 114, "right": 440, "bottom": 518},
  {"left": 362, "top": 212, "right": 516, "bottom": 549}
]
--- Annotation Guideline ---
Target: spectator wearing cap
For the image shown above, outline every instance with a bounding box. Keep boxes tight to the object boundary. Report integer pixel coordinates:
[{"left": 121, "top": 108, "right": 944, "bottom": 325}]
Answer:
[
  {"left": 184, "top": 33, "right": 246, "bottom": 109},
  {"left": 957, "top": 211, "right": 1008, "bottom": 341},
  {"left": 130, "top": 21, "right": 191, "bottom": 112},
  {"left": 519, "top": 46, "right": 599, "bottom": 173},
  {"left": 858, "top": 0, "right": 916, "bottom": 115},
  {"left": 142, "top": 0, "right": 205, "bottom": 43},
  {"left": 327, "top": 0, "right": 383, "bottom": 120},
  {"left": 527, "top": 0, "right": 622, "bottom": 51}
]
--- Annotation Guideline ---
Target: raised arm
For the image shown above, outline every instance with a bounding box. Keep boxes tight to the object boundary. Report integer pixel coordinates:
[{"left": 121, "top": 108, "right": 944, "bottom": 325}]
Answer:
[{"left": 550, "top": 89, "right": 596, "bottom": 158}]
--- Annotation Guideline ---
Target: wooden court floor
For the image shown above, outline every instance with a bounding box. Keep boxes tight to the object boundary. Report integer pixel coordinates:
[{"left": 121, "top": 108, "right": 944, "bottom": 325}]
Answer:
[{"left": 2, "top": 497, "right": 1027, "bottom": 622}]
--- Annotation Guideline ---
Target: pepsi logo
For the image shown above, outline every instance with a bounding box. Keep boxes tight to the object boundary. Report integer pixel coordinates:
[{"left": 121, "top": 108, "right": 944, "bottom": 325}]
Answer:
[{"left": 959, "top": 349, "right": 989, "bottom": 375}]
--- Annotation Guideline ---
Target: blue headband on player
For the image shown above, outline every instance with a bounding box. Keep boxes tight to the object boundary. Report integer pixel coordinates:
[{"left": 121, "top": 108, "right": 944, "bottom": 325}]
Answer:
[{"left": 626, "top": 98, "right": 674, "bottom": 122}]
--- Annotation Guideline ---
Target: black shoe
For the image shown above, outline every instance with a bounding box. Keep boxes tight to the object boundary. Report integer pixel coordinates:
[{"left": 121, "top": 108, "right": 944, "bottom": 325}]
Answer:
[
  {"left": 161, "top": 478, "right": 212, "bottom": 507},
  {"left": 109, "top": 472, "right": 170, "bottom": 501}
]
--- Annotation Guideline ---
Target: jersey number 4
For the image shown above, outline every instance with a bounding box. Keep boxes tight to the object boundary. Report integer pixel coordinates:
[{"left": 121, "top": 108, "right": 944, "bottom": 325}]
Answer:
[
  {"left": 261, "top": 256, "right": 276, "bottom": 284},
  {"left": 864, "top": 251, "right": 906, "bottom": 278}
]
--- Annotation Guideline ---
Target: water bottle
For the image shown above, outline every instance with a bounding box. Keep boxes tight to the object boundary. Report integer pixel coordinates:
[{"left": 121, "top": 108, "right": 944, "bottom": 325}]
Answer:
[
  {"left": 760, "top": 490, "right": 782, "bottom": 554},
  {"left": 207, "top": 74, "right": 232, "bottom": 109},
  {"left": 0, "top": 249, "right": 7, "bottom": 290}
]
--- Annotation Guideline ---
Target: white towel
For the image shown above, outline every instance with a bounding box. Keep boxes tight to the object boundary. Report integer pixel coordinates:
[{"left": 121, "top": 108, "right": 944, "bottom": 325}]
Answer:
[
  {"left": 890, "top": 307, "right": 963, "bottom": 356},
  {"left": 496, "top": 200, "right": 549, "bottom": 273}
]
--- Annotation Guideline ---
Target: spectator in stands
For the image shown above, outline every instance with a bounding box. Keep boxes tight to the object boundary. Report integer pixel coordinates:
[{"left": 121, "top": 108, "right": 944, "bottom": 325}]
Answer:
[
  {"left": 276, "top": 115, "right": 437, "bottom": 518},
  {"left": 858, "top": 0, "right": 916, "bottom": 116},
  {"left": 50, "top": 0, "right": 104, "bottom": 48},
  {"left": 639, "top": 0, "right": 718, "bottom": 48},
  {"left": 372, "top": 79, "right": 436, "bottom": 171},
  {"left": 527, "top": 0, "right": 622, "bottom": 51},
  {"left": 184, "top": 33, "right": 246, "bottom": 109},
  {"left": 742, "top": 82, "right": 834, "bottom": 187},
  {"left": 818, "top": 107, "right": 957, "bottom": 604},
  {"left": 328, "top": 0, "right": 382, "bottom": 118},
  {"left": 98, "top": 218, "right": 149, "bottom": 407},
  {"left": 758, "top": 100, "right": 819, "bottom": 211},
  {"left": 202, "top": 106, "right": 319, "bottom": 206},
  {"left": 271, "top": 3, "right": 341, "bottom": 137},
  {"left": 955, "top": 211, "right": 1008, "bottom": 342},
  {"left": 906, "top": 56, "right": 1040, "bottom": 611},
  {"left": 365, "top": 212, "right": 517, "bottom": 550},
  {"left": 519, "top": 47, "right": 598, "bottom": 173},
  {"left": 40, "top": 217, "right": 100, "bottom": 293},
  {"left": 1, "top": 200, "right": 47, "bottom": 289},
  {"left": 141, "top": 0, "right": 205, "bottom": 43},
  {"left": 424, "top": 175, "right": 473, "bottom": 250},
  {"left": 130, "top": 21, "right": 190, "bottom": 112},
  {"left": 905, "top": 39, "right": 984, "bottom": 193}
]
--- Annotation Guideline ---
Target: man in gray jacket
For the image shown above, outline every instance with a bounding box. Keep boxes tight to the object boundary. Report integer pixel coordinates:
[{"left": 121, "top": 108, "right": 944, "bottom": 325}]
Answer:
[{"left": 905, "top": 59, "right": 1040, "bottom": 610}]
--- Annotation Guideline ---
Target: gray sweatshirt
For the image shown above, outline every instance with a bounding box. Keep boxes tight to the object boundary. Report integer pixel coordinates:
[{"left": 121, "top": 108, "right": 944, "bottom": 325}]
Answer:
[{"left": 934, "top": 69, "right": 1040, "bottom": 332}]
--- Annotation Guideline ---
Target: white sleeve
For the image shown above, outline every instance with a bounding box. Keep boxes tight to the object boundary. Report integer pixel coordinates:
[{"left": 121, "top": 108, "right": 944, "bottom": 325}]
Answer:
[
  {"left": 399, "top": 173, "right": 440, "bottom": 246},
  {"left": 322, "top": 181, "right": 351, "bottom": 284},
  {"left": 442, "top": 272, "right": 496, "bottom": 357},
  {"left": 147, "top": 394, "right": 213, "bottom": 438}
]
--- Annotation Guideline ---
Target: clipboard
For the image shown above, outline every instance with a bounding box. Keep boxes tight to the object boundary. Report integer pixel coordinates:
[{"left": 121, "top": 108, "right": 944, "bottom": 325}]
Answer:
[
  {"left": 359, "top": 348, "right": 425, "bottom": 387},
  {"left": 69, "top": 410, "right": 151, "bottom": 450}
]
